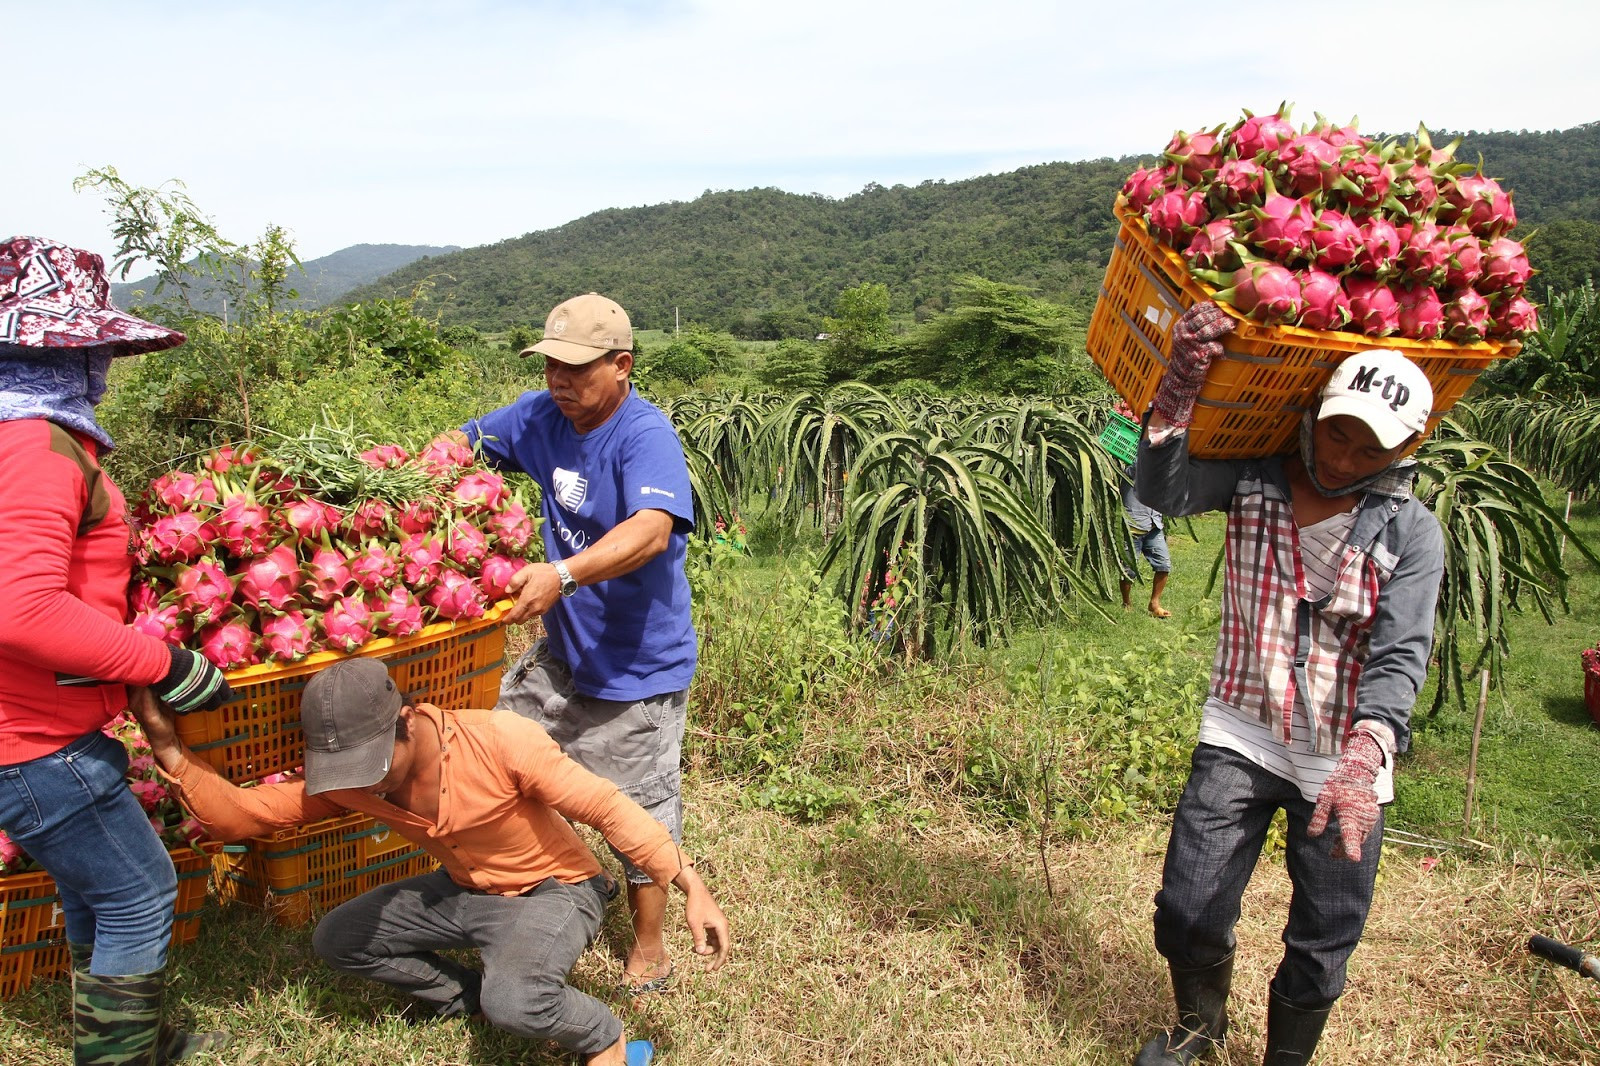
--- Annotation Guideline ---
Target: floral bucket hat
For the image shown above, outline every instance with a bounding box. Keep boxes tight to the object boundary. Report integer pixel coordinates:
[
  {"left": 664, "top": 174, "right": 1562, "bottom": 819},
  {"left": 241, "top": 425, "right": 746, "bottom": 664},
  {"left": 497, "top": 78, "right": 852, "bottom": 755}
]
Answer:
[{"left": 0, "top": 236, "right": 185, "bottom": 355}]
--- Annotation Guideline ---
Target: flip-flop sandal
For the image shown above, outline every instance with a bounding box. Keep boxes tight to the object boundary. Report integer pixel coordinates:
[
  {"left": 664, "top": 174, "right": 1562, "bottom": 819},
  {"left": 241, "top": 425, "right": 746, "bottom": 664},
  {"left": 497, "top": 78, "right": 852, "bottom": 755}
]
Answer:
[
  {"left": 619, "top": 961, "right": 675, "bottom": 997},
  {"left": 626, "top": 1039, "right": 655, "bottom": 1066}
]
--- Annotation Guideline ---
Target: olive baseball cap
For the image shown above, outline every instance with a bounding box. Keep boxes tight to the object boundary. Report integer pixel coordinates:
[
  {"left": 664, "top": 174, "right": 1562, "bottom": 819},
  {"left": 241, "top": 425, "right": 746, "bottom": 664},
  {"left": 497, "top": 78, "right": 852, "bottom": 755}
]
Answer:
[
  {"left": 524, "top": 293, "right": 633, "bottom": 364},
  {"left": 299, "top": 659, "right": 403, "bottom": 795}
]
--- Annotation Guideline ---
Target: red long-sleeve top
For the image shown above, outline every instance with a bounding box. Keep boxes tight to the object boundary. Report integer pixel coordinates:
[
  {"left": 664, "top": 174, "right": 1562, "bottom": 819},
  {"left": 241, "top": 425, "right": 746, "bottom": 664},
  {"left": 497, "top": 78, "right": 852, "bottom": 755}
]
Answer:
[{"left": 0, "top": 419, "right": 171, "bottom": 764}]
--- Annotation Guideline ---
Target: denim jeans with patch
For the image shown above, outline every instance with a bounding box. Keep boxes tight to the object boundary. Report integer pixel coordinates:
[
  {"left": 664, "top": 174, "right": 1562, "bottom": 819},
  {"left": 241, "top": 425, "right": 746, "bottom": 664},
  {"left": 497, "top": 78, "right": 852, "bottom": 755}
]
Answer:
[
  {"left": 1152, "top": 743, "right": 1383, "bottom": 1008},
  {"left": 0, "top": 729, "right": 177, "bottom": 975}
]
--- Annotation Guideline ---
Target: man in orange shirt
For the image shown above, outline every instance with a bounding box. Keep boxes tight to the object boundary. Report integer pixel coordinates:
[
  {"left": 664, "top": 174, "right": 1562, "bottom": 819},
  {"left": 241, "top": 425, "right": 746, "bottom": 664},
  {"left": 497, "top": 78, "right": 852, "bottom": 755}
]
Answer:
[{"left": 132, "top": 658, "right": 729, "bottom": 1066}]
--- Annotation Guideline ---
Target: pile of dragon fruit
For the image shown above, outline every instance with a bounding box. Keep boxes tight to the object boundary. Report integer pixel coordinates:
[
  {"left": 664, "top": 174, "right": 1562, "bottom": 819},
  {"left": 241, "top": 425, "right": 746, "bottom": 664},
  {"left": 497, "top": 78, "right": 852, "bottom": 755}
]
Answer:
[
  {"left": 130, "top": 437, "right": 535, "bottom": 671},
  {"left": 1119, "top": 105, "right": 1537, "bottom": 342}
]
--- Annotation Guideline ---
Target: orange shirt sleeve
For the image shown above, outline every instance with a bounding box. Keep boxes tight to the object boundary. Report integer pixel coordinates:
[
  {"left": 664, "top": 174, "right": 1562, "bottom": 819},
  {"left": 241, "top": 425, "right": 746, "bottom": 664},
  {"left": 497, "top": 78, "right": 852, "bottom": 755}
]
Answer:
[
  {"left": 492, "top": 711, "right": 686, "bottom": 886},
  {"left": 162, "top": 752, "right": 344, "bottom": 841}
]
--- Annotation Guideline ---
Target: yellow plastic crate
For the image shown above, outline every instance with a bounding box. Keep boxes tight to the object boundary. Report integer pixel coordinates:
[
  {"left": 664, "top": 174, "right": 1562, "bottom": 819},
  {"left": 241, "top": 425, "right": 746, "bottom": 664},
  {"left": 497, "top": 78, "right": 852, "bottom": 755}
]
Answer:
[
  {"left": 0, "top": 844, "right": 218, "bottom": 998},
  {"left": 177, "top": 603, "right": 511, "bottom": 783},
  {"left": 213, "top": 811, "right": 438, "bottom": 928},
  {"left": 1086, "top": 199, "right": 1519, "bottom": 458}
]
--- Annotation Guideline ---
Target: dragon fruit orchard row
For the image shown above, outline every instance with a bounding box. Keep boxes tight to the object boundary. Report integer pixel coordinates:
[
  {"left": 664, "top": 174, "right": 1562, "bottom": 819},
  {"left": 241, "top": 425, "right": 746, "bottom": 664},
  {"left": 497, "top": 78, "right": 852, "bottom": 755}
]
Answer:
[
  {"left": 130, "top": 437, "right": 536, "bottom": 671},
  {"left": 1119, "top": 105, "right": 1537, "bottom": 342}
]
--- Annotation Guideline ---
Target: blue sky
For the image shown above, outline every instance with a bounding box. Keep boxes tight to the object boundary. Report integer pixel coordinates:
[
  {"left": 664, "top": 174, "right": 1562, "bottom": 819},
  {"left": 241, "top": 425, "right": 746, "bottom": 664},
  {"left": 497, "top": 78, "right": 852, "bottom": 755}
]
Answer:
[{"left": 15, "top": 0, "right": 1600, "bottom": 265}]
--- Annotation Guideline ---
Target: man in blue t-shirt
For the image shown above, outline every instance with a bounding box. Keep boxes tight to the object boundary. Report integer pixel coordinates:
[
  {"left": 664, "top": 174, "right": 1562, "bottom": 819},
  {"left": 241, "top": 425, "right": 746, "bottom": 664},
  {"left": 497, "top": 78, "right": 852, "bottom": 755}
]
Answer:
[{"left": 449, "top": 293, "right": 697, "bottom": 998}]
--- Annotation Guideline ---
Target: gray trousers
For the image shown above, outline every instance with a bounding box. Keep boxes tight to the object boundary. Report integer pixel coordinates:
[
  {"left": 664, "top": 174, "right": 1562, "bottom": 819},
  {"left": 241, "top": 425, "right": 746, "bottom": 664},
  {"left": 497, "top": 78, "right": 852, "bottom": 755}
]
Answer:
[{"left": 311, "top": 869, "right": 622, "bottom": 1054}]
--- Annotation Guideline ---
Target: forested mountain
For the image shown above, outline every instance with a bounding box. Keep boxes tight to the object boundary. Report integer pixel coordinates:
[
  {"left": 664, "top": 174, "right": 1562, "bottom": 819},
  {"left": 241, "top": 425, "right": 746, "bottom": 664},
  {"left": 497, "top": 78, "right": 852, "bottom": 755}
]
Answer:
[
  {"left": 349, "top": 122, "right": 1600, "bottom": 336},
  {"left": 111, "top": 243, "right": 459, "bottom": 315}
]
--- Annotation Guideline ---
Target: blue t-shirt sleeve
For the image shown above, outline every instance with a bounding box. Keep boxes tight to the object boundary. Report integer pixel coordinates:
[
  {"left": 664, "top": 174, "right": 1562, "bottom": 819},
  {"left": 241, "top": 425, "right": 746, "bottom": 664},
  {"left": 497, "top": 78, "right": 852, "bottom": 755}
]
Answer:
[
  {"left": 620, "top": 422, "right": 695, "bottom": 532},
  {"left": 461, "top": 396, "right": 532, "bottom": 474}
]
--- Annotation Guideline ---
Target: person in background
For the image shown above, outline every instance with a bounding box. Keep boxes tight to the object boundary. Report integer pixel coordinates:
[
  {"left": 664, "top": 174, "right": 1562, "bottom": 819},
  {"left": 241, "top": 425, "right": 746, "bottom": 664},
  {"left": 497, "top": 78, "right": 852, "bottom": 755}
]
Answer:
[
  {"left": 1119, "top": 460, "right": 1173, "bottom": 618},
  {"left": 133, "top": 658, "right": 729, "bottom": 1066},
  {"left": 440, "top": 292, "right": 696, "bottom": 997},
  {"left": 0, "top": 236, "right": 233, "bottom": 1065},
  {"left": 1129, "top": 303, "right": 1446, "bottom": 1066}
]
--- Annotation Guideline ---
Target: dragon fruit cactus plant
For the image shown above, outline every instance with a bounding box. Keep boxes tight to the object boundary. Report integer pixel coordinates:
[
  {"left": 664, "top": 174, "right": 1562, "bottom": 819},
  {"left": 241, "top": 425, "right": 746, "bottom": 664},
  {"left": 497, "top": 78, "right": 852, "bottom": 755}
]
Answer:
[
  {"left": 129, "top": 429, "right": 524, "bottom": 671},
  {"left": 1119, "top": 105, "right": 1538, "bottom": 340}
]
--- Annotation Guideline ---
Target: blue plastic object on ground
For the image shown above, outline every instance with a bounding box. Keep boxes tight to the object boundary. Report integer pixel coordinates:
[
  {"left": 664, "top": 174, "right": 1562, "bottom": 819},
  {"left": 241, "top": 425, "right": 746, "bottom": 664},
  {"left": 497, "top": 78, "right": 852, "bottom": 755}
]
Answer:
[{"left": 626, "top": 1039, "right": 655, "bottom": 1066}]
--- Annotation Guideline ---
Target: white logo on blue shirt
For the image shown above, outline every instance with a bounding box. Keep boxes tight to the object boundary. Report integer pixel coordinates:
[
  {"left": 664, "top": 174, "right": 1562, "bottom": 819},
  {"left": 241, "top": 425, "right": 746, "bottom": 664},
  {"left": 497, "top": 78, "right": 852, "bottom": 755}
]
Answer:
[{"left": 552, "top": 467, "right": 588, "bottom": 511}]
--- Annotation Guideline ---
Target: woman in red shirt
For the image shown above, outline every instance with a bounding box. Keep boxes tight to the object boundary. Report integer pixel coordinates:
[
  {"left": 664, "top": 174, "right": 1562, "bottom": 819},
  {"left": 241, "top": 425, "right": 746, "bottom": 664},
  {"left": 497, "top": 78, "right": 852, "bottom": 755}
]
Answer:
[{"left": 0, "top": 237, "right": 232, "bottom": 1064}]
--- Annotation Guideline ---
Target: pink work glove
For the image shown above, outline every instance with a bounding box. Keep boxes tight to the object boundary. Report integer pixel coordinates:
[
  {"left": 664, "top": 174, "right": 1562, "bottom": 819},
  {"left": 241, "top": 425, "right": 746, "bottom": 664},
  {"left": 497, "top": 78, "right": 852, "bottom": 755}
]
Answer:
[
  {"left": 1151, "top": 303, "right": 1236, "bottom": 427},
  {"left": 1308, "top": 729, "right": 1384, "bottom": 862}
]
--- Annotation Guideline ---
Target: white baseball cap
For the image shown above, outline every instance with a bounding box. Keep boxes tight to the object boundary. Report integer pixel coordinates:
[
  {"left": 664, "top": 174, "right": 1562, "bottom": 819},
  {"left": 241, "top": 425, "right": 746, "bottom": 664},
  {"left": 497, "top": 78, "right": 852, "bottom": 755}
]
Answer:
[{"left": 1318, "top": 350, "right": 1434, "bottom": 450}]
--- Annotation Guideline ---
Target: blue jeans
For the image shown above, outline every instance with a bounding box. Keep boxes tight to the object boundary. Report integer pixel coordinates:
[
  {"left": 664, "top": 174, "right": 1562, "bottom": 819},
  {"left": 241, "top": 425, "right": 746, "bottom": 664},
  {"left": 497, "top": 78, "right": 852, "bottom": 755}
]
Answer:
[
  {"left": 1123, "top": 526, "right": 1172, "bottom": 579},
  {"left": 312, "top": 869, "right": 622, "bottom": 1054},
  {"left": 1152, "top": 744, "right": 1383, "bottom": 1009},
  {"left": 0, "top": 729, "right": 177, "bottom": 975}
]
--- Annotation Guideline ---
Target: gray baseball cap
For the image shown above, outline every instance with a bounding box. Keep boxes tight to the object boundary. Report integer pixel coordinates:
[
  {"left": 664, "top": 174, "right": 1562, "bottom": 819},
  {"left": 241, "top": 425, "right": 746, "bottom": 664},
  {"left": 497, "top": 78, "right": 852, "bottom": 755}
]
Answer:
[{"left": 300, "top": 659, "right": 403, "bottom": 795}]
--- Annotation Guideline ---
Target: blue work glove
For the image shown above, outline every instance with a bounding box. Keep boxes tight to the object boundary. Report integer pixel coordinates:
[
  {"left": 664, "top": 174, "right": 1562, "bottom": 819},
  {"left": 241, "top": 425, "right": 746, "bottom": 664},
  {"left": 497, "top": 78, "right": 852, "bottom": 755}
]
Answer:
[{"left": 149, "top": 646, "right": 233, "bottom": 714}]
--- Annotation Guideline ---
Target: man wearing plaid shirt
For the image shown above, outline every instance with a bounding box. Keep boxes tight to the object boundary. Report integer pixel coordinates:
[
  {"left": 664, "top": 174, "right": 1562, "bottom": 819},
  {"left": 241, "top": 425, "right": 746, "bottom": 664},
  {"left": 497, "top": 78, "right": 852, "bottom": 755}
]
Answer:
[{"left": 1129, "top": 305, "right": 1446, "bottom": 1066}]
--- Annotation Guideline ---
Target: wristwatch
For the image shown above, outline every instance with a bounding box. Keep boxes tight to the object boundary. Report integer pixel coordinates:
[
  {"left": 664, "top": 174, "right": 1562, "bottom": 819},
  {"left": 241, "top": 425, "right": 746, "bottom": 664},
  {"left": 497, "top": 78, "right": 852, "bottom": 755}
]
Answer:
[{"left": 552, "top": 560, "right": 578, "bottom": 597}]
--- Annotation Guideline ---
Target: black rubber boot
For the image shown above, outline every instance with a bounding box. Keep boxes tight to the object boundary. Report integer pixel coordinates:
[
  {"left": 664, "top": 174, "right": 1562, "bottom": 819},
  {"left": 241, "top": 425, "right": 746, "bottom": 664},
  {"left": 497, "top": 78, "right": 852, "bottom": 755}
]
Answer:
[
  {"left": 1133, "top": 953, "right": 1234, "bottom": 1065},
  {"left": 1262, "top": 989, "right": 1331, "bottom": 1065}
]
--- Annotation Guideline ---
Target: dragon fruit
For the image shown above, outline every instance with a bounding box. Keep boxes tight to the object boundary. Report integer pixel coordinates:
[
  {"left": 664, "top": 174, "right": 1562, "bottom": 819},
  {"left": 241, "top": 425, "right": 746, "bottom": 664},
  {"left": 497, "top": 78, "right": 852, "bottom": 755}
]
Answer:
[
  {"left": 1164, "top": 127, "right": 1224, "bottom": 184},
  {"left": 1443, "top": 289, "right": 1492, "bottom": 343},
  {"left": 445, "top": 519, "right": 490, "bottom": 568},
  {"left": 451, "top": 470, "right": 509, "bottom": 512},
  {"left": 282, "top": 497, "right": 342, "bottom": 542},
  {"left": 344, "top": 498, "right": 394, "bottom": 539},
  {"left": 1352, "top": 218, "right": 1403, "bottom": 277},
  {"left": 201, "top": 443, "right": 257, "bottom": 474},
  {"left": 1197, "top": 261, "right": 1304, "bottom": 325},
  {"left": 1399, "top": 222, "right": 1453, "bottom": 286},
  {"left": 1120, "top": 166, "right": 1168, "bottom": 213},
  {"left": 238, "top": 545, "right": 302, "bottom": 611},
  {"left": 1344, "top": 278, "right": 1402, "bottom": 336},
  {"left": 1276, "top": 134, "right": 1342, "bottom": 196},
  {"left": 1442, "top": 230, "right": 1485, "bottom": 290},
  {"left": 322, "top": 599, "right": 378, "bottom": 653},
  {"left": 396, "top": 500, "right": 438, "bottom": 535},
  {"left": 373, "top": 586, "right": 426, "bottom": 637},
  {"left": 486, "top": 502, "right": 535, "bottom": 553},
  {"left": 131, "top": 604, "right": 193, "bottom": 646},
  {"left": 1147, "top": 188, "right": 1209, "bottom": 245},
  {"left": 1489, "top": 295, "right": 1538, "bottom": 337},
  {"left": 1396, "top": 286, "right": 1446, "bottom": 340},
  {"left": 151, "top": 470, "right": 219, "bottom": 512},
  {"left": 1224, "top": 105, "right": 1295, "bottom": 159},
  {"left": 260, "top": 611, "right": 317, "bottom": 663},
  {"left": 349, "top": 541, "right": 400, "bottom": 593},
  {"left": 1212, "top": 158, "right": 1265, "bottom": 207},
  {"left": 479, "top": 554, "right": 523, "bottom": 602},
  {"left": 198, "top": 618, "right": 259, "bottom": 671},
  {"left": 1305, "top": 210, "right": 1363, "bottom": 270},
  {"left": 1185, "top": 220, "right": 1245, "bottom": 272},
  {"left": 417, "top": 437, "right": 475, "bottom": 478},
  {"left": 173, "top": 560, "right": 235, "bottom": 624},
  {"left": 1441, "top": 174, "right": 1517, "bottom": 238},
  {"left": 1247, "top": 184, "right": 1316, "bottom": 262},
  {"left": 1297, "top": 270, "right": 1351, "bottom": 331},
  {"left": 1479, "top": 237, "right": 1532, "bottom": 292},
  {"left": 400, "top": 532, "right": 447, "bottom": 590},
  {"left": 359, "top": 443, "right": 410, "bottom": 469},
  {"left": 1334, "top": 148, "right": 1391, "bottom": 211},
  {"left": 215, "top": 495, "right": 276, "bottom": 557},
  {"left": 426, "top": 569, "right": 488, "bottom": 621},
  {"left": 144, "top": 511, "right": 217, "bottom": 565},
  {"left": 304, "top": 544, "right": 354, "bottom": 605}
]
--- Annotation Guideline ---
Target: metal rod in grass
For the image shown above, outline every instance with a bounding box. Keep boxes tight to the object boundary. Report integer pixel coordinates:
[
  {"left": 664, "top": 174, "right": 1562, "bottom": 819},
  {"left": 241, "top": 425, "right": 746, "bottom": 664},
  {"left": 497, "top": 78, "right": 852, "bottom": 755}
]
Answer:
[{"left": 250, "top": 414, "right": 445, "bottom": 506}]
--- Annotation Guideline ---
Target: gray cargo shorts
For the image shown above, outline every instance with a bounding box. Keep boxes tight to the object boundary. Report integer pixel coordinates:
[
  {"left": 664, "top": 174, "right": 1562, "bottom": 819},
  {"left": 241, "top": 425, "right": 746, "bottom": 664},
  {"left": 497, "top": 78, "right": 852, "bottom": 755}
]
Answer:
[{"left": 496, "top": 639, "right": 687, "bottom": 885}]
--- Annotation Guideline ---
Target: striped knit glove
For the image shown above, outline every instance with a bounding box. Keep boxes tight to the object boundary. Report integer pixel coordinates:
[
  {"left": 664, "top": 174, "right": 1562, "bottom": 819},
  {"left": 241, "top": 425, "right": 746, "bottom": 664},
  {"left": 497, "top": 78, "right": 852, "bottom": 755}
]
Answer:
[
  {"left": 1151, "top": 302, "right": 1236, "bottom": 427},
  {"left": 150, "top": 646, "right": 233, "bottom": 715},
  {"left": 1308, "top": 730, "right": 1384, "bottom": 862}
]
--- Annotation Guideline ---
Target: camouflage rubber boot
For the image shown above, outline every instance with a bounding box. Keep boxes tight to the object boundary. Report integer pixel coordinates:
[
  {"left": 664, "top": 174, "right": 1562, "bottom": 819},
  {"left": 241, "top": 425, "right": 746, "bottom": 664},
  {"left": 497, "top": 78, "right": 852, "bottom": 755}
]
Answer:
[
  {"left": 1133, "top": 953, "right": 1234, "bottom": 1065},
  {"left": 71, "top": 947, "right": 230, "bottom": 1064},
  {"left": 72, "top": 969, "right": 165, "bottom": 1066}
]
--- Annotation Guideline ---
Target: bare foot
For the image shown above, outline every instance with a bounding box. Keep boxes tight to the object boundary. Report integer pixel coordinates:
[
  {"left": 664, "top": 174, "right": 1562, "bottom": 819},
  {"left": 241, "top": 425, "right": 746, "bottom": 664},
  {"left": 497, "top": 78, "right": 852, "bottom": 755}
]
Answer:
[{"left": 1149, "top": 603, "right": 1171, "bottom": 618}]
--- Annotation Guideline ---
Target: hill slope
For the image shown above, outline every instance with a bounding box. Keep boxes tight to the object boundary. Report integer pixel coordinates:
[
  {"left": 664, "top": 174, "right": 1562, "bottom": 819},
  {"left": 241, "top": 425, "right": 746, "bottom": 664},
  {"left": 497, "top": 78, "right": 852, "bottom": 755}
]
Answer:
[
  {"left": 111, "top": 243, "right": 460, "bottom": 315},
  {"left": 350, "top": 123, "right": 1600, "bottom": 335}
]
